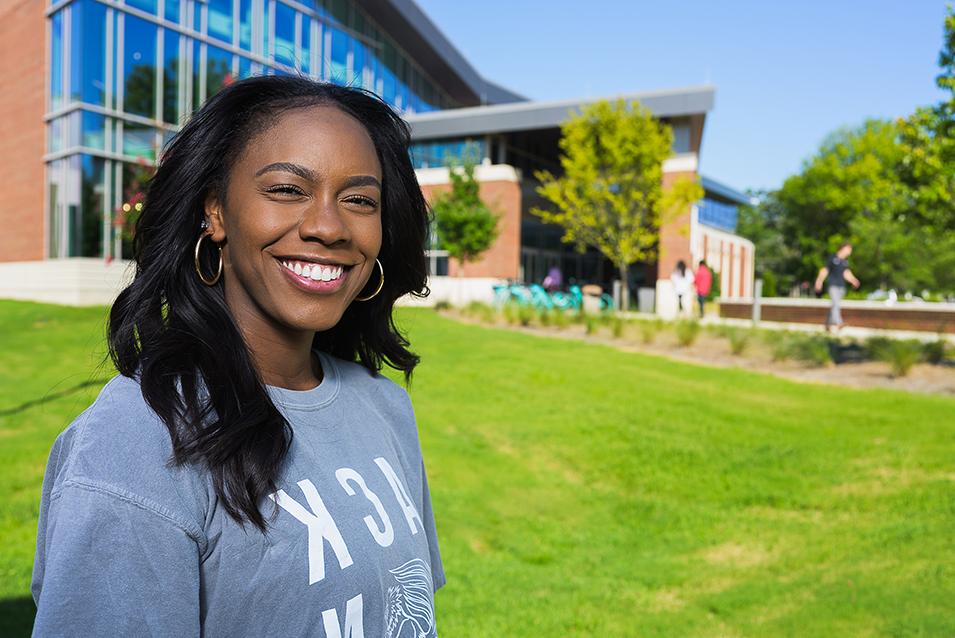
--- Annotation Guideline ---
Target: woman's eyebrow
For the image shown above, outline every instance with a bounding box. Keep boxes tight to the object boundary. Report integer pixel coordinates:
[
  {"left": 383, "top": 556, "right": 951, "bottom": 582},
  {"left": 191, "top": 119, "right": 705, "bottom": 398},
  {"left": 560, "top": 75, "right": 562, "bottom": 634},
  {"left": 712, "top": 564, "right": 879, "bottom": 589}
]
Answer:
[
  {"left": 254, "top": 162, "right": 316, "bottom": 181},
  {"left": 341, "top": 175, "right": 382, "bottom": 190}
]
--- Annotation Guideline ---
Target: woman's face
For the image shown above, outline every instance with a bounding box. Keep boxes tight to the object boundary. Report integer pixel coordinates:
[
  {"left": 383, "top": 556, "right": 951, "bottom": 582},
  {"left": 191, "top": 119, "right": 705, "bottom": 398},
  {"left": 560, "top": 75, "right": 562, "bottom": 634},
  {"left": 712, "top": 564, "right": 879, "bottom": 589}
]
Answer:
[{"left": 204, "top": 105, "right": 383, "bottom": 335}]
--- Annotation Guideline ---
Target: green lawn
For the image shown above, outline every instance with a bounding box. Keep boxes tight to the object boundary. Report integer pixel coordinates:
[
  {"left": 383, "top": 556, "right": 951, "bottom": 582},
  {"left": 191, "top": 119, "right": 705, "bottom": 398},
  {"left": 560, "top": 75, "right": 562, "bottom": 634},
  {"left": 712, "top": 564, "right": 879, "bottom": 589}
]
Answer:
[{"left": 1, "top": 299, "right": 953, "bottom": 637}]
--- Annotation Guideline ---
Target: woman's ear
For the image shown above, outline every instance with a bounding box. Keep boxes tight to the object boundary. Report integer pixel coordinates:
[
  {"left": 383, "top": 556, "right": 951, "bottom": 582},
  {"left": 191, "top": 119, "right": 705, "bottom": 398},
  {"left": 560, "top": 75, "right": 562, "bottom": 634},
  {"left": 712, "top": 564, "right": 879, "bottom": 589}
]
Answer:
[{"left": 203, "top": 191, "right": 227, "bottom": 242}]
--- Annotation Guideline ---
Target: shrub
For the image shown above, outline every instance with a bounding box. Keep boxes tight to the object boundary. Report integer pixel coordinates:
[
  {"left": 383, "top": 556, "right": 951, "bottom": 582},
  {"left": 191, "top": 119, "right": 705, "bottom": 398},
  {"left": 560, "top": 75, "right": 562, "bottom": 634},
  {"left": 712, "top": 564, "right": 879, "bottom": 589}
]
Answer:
[
  {"left": 465, "top": 301, "right": 495, "bottom": 323},
  {"left": 638, "top": 320, "right": 658, "bottom": 344},
  {"left": 537, "top": 307, "right": 552, "bottom": 327},
  {"left": 552, "top": 308, "right": 570, "bottom": 329},
  {"left": 585, "top": 316, "right": 598, "bottom": 335},
  {"left": 517, "top": 305, "right": 535, "bottom": 327},
  {"left": 876, "top": 339, "right": 923, "bottom": 377},
  {"left": 502, "top": 302, "right": 520, "bottom": 325},
  {"left": 864, "top": 336, "right": 894, "bottom": 361},
  {"left": 789, "top": 334, "right": 832, "bottom": 367},
  {"left": 922, "top": 339, "right": 947, "bottom": 365},
  {"left": 611, "top": 316, "right": 625, "bottom": 338},
  {"left": 764, "top": 331, "right": 791, "bottom": 361},
  {"left": 726, "top": 328, "right": 753, "bottom": 356},
  {"left": 434, "top": 300, "right": 452, "bottom": 311},
  {"left": 675, "top": 319, "right": 701, "bottom": 347}
]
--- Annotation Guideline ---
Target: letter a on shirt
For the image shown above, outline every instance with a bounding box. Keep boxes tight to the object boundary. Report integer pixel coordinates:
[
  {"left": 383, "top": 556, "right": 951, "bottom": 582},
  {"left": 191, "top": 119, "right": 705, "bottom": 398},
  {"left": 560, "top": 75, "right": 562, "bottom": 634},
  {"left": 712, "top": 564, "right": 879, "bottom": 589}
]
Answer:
[
  {"left": 268, "top": 479, "right": 354, "bottom": 585},
  {"left": 374, "top": 457, "right": 423, "bottom": 535}
]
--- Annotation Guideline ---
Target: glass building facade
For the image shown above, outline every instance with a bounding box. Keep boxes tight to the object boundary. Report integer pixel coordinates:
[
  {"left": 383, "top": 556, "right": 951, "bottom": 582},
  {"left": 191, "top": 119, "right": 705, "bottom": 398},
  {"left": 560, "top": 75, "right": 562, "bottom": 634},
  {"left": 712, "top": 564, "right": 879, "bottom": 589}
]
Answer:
[
  {"left": 46, "top": 0, "right": 460, "bottom": 259},
  {"left": 697, "top": 197, "right": 738, "bottom": 233}
]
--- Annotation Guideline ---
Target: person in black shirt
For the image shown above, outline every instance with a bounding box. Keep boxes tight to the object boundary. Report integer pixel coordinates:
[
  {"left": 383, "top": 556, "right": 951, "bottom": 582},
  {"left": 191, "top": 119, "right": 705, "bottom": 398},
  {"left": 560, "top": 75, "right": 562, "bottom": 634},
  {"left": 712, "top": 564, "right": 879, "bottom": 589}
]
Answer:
[{"left": 814, "top": 242, "right": 861, "bottom": 332}]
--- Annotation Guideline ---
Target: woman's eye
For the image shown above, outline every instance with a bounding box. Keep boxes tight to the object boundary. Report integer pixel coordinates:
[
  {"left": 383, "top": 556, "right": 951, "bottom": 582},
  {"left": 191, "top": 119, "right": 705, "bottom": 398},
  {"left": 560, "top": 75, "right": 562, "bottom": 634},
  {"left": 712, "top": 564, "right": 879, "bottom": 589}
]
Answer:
[
  {"left": 344, "top": 195, "right": 378, "bottom": 208},
  {"left": 264, "top": 184, "right": 306, "bottom": 196}
]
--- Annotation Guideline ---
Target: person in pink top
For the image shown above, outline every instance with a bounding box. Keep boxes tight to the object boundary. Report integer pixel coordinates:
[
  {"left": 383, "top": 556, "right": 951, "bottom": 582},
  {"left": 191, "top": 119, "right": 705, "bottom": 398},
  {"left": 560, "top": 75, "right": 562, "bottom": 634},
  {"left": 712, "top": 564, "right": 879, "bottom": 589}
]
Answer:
[{"left": 695, "top": 259, "right": 713, "bottom": 318}]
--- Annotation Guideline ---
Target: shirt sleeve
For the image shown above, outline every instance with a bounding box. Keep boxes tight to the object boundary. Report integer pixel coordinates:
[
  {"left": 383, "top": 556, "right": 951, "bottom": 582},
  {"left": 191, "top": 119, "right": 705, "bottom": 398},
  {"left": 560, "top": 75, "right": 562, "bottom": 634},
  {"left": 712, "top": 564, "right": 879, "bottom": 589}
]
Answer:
[
  {"left": 419, "top": 460, "right": 446, "bottom": 593},
  {"left": 32, "top": 480, "right": 202, "bottom": 638}
]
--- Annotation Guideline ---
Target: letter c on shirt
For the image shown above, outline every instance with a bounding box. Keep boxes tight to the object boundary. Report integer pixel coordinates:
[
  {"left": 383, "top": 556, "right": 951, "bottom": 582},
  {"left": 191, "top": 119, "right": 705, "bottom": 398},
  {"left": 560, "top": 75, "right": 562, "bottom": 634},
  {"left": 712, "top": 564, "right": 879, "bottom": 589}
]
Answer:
[{"left": 335, "top": 467, "right": 395, "bottom": 548}]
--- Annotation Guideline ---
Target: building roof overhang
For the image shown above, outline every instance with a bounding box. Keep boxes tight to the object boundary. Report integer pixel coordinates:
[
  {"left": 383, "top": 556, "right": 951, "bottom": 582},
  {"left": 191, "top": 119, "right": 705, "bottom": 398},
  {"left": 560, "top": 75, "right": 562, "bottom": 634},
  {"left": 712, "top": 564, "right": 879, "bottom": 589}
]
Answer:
[
  {"left": 404, "top": 85, "right": 716, "bottom": 140},
  {"left": 353, "top": 0, "right": 524, "bottom": 106},
  {"left": 700, "top": 175, "right": 752, "bottom": 206}
]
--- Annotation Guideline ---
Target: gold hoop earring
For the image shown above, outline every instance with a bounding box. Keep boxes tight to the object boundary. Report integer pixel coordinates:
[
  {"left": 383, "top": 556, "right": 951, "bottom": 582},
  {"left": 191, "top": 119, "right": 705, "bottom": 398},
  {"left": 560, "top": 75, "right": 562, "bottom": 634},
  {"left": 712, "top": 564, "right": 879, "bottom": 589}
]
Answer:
[
  {"left": 194, "top": 233, "right": 223, "bottom": 286},
  {"left": 354, "top": 258, "right": 384, "bottom": 301}
]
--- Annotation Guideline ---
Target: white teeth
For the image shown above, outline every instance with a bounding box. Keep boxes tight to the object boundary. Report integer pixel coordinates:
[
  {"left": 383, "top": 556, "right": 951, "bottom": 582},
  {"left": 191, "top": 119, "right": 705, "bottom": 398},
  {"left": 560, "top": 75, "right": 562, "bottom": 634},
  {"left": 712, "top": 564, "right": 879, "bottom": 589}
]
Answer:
[{"left": 284, "top": 260, "right": 345, "bottom": 282}]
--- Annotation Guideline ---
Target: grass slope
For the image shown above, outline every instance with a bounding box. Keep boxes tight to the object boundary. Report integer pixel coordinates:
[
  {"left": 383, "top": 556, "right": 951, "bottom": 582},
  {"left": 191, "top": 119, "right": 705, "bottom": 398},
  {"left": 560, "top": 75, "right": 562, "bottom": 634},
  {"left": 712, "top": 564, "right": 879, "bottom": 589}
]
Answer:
[{"left": 1, "top": 300, "right": 953, "bottom": 636}]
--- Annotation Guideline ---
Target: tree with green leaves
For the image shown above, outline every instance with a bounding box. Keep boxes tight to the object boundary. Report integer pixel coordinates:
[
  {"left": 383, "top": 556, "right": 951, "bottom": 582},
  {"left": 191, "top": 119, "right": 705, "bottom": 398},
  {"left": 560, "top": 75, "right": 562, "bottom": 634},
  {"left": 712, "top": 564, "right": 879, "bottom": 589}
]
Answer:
[
  {"left": 532, "top": 99, "right": 703, "bottom": 310},
  {"left": 898, "top": 5, "right": 955, "bottom": 234},
  {"left": 431, "top": 149, "right": 500, "bottom": 292},
  {"left": 733, "top": 6, "right": 955, "bottom": 299}
]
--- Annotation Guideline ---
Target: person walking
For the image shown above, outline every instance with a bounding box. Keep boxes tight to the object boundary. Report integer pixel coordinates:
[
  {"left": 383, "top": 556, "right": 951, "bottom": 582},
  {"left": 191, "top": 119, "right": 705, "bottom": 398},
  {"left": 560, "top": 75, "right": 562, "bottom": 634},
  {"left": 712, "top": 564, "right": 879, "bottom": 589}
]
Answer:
[
  {"left": 670, "top": 260, "right": 695, "bottom": 317},
  {"left": 694, "top": 259, "right": 713, "bottom": 318},
  {"left": 814, "top": 242, "right": 861, "bottom": 332}
]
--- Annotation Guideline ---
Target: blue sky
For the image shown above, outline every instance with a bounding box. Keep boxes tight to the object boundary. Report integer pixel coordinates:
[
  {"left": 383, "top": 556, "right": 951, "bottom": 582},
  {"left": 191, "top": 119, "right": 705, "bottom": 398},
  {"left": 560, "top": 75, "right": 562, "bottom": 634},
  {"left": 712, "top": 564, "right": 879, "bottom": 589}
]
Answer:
[{"left": 414, "top": 0, "right": 950, "bottom": 193}]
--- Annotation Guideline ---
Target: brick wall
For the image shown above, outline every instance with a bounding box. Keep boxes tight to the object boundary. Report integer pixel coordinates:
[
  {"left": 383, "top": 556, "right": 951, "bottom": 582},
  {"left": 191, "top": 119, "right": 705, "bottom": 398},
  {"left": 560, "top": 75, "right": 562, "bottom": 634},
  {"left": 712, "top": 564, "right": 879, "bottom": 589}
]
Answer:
[
  {"left": 721, "top": 300, "right": 955, "bottom": 334},
  {"left": 420, "top": 178, "right": 522, "bottom": 279},
  {"left": 0, "top": 0, "right": 46, "bottom": 261},
  {"left": 657, "top": 170, "right": 696, "bottom": 281}
]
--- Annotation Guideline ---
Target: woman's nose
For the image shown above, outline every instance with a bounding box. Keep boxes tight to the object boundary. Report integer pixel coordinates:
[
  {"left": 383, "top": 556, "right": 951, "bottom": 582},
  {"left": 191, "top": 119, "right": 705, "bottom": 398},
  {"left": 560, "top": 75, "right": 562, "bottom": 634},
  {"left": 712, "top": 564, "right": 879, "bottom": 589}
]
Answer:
[{"left": 299, "top": 198, "right": 350, "bottom": 247}]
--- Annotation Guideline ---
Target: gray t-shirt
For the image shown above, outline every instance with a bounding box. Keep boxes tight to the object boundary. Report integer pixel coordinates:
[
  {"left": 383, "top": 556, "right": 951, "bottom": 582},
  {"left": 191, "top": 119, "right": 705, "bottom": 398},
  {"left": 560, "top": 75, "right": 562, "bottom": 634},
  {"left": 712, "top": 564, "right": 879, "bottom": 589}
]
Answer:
[{"left": 31, "top": 350, "right": 445, "bottom": 637}]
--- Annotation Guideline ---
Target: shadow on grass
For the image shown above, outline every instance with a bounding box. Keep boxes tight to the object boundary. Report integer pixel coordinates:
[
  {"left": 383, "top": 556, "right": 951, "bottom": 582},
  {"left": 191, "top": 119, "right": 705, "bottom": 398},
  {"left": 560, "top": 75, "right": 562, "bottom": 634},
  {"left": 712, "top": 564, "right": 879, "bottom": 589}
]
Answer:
[
  {"left": 0, "top": 378, "right": 111, "bottom": 417},
  {"left": 0, "top": 596, "right": 35, "bottom": 637}
]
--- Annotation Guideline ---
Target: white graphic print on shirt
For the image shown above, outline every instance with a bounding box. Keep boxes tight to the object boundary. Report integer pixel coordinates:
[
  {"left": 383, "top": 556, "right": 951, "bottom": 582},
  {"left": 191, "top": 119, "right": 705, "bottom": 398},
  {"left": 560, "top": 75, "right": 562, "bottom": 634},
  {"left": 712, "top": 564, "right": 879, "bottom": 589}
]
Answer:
[
  {"left": 268, "top": 456, "right": 436, "bottom": 638},
  {"left": 386, "top": 559, "right": 436, "bottom": 638}
]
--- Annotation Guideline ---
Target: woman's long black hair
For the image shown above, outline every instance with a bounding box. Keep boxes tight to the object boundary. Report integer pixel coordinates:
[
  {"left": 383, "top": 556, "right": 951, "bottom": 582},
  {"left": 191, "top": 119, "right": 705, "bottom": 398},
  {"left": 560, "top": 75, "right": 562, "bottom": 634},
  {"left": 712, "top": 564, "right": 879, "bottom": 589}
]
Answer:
[{"left": 108, "top": 76, "right": 430, "bottom": 531}]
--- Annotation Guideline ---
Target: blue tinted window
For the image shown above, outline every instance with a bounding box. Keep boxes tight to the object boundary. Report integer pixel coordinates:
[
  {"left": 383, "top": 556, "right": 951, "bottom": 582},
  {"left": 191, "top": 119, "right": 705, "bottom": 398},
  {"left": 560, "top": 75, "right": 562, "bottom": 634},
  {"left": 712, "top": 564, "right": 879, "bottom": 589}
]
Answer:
[
  {"left": 123, "top": 15, "right": 157, "bottom": 117},
  {"left": 238, "top": 55, "right": 253, "bottom": 79},
  {"left": 49, "top": 118, "right": 65, "bottom": 153},
  {"left": 70, "top": 0, "right": 107, "bottom": 105},
  {"left": 82, "top": 111, "right": 106, "bottom": 149},
  {"left": 261, "top": 1, "right": 271, "bottom": 56},
  {"left": 72, "top": 155, "right": 105, "bottom": 257},
  {"left": 162, "top": 29, "right": 180, "bottom": 124},
  {"left": 274, "top": 2, "right": 295, "bottom": 67},
  {"left": 300, "top": 16, "right": 312, "bottom": 75},
  {"left": 698, "top": 198, "right": 738, "bottom": 232},
  {"left": 193, "top": 1, "right": 202, "bottom": 34},
  {"left": 125, "top": 0, "right": 157, "bottom": 14},
  {"left": 208, "top": 0, "right": 233, "bottom": 44},
  {"left": 380, "top": 66, "right": 395, "bottom": 105},
  {"left": 207, "top": 46, "right": 233, "bottom": 98},
  {"left": 164, "top": 0, "right": 181, "bottom": 23},
  {"left": 192, "top": 40, "right": 202, "bottom": 111},
  {"left": 352, "top": 39, "right": 367, "bottom": 88},
  {"left": 238, "top": 0, "right": 252, "bottom": 51},
  {"left": 329, "top": 27, "right": 347, "bottom": 83},
  {"left": 123, "top": 122, "right": 156, "bottom": 159},
  {"left": 51, "top": 10, "right": 64, "bottom": 110}
]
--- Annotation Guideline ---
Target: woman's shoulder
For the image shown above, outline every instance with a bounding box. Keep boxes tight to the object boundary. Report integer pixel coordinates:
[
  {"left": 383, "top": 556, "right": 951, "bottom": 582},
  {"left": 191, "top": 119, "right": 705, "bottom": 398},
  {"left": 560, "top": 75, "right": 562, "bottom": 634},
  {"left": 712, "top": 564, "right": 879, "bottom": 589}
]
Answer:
[
  {"left": 326, "top": 352, "right": 411, "bottom": 404},
  {"left": 324, "top": 352, "right": 418, "bottom": 430},
  {"left": 44, "top": 374, "right": 210, "bottom": 528}
]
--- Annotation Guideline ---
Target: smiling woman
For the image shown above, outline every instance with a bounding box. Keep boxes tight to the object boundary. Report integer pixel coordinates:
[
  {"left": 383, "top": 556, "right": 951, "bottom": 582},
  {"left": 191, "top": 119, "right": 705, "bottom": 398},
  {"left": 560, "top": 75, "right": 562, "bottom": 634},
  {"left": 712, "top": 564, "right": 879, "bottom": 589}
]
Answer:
[{"left": 31, "top": 77, "right": 442, "bottom": 638}]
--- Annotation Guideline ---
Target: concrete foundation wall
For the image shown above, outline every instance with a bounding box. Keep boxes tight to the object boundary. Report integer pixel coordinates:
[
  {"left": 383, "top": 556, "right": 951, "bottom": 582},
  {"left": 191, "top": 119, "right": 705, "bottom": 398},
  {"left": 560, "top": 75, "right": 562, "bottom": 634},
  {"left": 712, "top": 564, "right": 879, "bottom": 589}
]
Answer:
[{"left": 0, "top": 258, "right": 135, "bottom": 306}]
